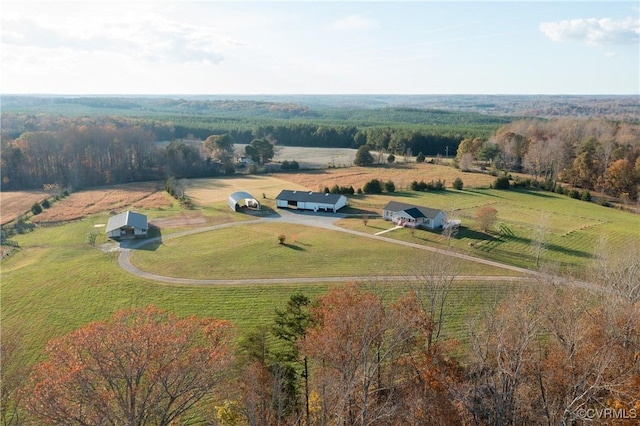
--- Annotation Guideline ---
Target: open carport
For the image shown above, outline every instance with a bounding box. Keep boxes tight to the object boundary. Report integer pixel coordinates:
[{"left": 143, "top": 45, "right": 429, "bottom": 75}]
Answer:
[{"left": 228, "top": 191, "right": 261, "bottom": 212}]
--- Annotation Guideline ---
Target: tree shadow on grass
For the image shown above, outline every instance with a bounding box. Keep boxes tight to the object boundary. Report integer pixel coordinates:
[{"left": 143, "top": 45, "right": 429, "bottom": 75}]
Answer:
[{"left": 280, "top": 242, "right": 306, "bottom": 251}]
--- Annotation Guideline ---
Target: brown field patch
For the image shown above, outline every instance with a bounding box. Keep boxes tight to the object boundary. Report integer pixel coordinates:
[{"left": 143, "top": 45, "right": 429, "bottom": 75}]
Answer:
[
  {"left": 31, "top": 182, "right": 171, "bottom": 223},
  {"left": 1, "top": 190, "right": 49, "bottom": 225},
  {"left": 272, "top": 163, "right": 495, "bottom": 192},
  {"left": 185, "top": 175, "right": 308, "bottom": 206}
]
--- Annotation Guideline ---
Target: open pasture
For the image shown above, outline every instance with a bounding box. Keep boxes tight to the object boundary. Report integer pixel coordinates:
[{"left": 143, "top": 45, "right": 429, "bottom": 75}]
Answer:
[
  {"left": 337, "top": 188, "right": 639, "bottom": 270},
  {"left": 2, "top": 215, "right": 519, "bottom": 365},
  {"left": 271, "top": 163, "right": 495, "bottom": 193},
  {"left": 0, "top": 190, "right": 48, "bottom": 224},
  {"left": 25, "top": 182, "right": 172, "bottom": 223},
  {"left": 130, "top": 221, "right": 518, "bottom": 279},
  {"left": 185, "top": 175, "right": 307, "bottom": 206}
]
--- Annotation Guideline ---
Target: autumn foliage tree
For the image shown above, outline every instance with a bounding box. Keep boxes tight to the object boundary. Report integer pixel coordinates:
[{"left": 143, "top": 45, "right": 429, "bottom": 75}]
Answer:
[
  {"left": 22, "top": 306, "right": 234, "bottom": 426},
  {"left": 304, "top": 284, "right": 460, "bottom": 425},
  {"left": 475, "top": 206, "right": 498, "bottom": 232}
]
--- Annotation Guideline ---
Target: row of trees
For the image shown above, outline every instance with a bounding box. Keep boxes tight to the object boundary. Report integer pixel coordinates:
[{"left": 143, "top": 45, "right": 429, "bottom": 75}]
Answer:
[
  {"left": 456, "top": 118, "right": 640, "bottom": 200},
  {"left": 4, "top": 243, "right": 638, "bottom": 425},
  {"left": 1, "top": 113, "right": 472, "bottom": 190}
]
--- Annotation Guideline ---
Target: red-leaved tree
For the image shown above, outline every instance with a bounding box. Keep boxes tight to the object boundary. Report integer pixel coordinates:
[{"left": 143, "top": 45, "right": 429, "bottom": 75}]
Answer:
[{"left": 23, "top": 306, "right": 234, "bottom": 426}]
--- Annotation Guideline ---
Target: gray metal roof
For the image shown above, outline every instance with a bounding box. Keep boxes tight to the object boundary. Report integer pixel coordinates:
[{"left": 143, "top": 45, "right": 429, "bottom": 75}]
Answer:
[
  {"left": 106, "top": 211, "right": 148, "bottom": 232},
  {"left": 229, "top": 191, "right": 258, "bottom": 204},
  {"left": 276, "top": 190, "right": 345, "bottom": 205},
  {"left": 383, "top": 201, "right": 444, "bottom": 219}
]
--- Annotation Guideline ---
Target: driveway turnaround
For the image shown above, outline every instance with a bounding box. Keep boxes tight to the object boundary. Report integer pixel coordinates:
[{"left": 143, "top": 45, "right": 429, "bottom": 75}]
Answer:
[{"left": 117, "top": 209, "right": 598, "bottom": 291}]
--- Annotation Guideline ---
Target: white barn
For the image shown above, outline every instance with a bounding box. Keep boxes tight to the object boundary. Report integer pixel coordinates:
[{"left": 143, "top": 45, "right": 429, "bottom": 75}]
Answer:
[
  {"left": 228, "top": 191, "right": 261, "bottom": 212},
  {"left": 106, "top": 211, "right": 148, "bottom": 239},
  {"left": 382, "top": 201, "right": 447, "bottom": 230},
  {"left": 276, "top": 190, "right": 347, "bottom": 213}
]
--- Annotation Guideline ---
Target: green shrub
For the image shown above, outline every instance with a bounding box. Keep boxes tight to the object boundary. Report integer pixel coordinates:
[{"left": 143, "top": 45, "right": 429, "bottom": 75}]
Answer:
[
  {"left": 41, "top": 199, "right": 51, "bottom": 209},
  {"left": 31, "top": 202, "right": 43, "bottom": 215},
  {"left": 580, "top": 190, "right": 592, "bottom": 202},
  {"left": 568, "top": 189, "right": 581, "bottom": 199},
  {"left": 494, "top": 176, "right": 510, "bottom": 190},
  {"left": 280, "top": 160, "right": 299, "bottom": 171},
  {"left": 387, "top": 154, "right": 395, "bottom": 164},
  {"left": 363, "top": 179, "right": 383, "bottom": 194},
  {"left": 416, "top": 152, "right": 426, "bottom": 163},
  {"left": 452, "top": 177, "right": 464, "bottom": 190},
  {"left": 384, "top": 180, "right": 396, "bottom": 192}
]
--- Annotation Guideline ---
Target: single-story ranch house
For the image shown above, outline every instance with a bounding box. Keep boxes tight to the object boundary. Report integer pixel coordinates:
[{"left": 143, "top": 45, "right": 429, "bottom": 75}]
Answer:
[
  {"left": 228, "top": 191, "right": 261, "bottom": 212},
  {"left": 106, "top": 211, "right": 148, "bottom": 239},
  {"left": 276, "top": 190, "right": 347, "bottom": 213},
  {"left": 383, "top": 201, "right": 447, "bottom": 230}
]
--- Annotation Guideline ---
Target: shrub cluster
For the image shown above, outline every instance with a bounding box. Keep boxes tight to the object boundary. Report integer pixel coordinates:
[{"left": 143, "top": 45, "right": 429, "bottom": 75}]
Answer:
[
  {"left": 324, "top": 185, "right": 355, "bottom": 195},
  {"left": 280, "top": 160, "right": 300, "bottom": 171},
  {"left": 411, "top": 179, "right": 446, "bottom": 192}
]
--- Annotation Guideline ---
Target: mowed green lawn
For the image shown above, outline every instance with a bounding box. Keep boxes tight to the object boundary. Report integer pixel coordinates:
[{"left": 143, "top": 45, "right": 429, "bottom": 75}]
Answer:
[
  {"left": 131, "top": 222, "right": 515, "bottom": 279},
  {"left": 341, "top": 187, "right": 640, "bottom": 271},
  {"left": 2, "top": 178, "right": 638, "bottom": 368},
  {"left": 1, "top": 220, "right": 516, "bottom": 366}
]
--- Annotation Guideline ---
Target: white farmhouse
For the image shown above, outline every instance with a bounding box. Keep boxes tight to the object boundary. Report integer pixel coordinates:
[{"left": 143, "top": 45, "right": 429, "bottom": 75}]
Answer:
[{"left": 382, "top": 201, "right": 447, "bottom": 230}]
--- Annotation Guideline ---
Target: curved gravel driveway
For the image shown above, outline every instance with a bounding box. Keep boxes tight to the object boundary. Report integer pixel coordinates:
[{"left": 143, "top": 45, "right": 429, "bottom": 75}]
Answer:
[{"left": 117, "top": 209, "right": 544, "bottom": 286}]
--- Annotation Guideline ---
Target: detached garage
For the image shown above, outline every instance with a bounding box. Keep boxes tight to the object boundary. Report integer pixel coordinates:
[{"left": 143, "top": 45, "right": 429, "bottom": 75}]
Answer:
[
  {"left": 228, "top": 191, "right": 261, "bottom": 212},
  {"left": 276, "top": 190, "right": 347, "bottom": 213},
  {"left": 106, "top": 211, "right": 148, "bottom": 239}
]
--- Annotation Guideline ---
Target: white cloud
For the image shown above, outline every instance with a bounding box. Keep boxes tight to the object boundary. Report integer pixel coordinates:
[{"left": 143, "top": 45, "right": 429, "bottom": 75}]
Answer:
[
  {"left": 329, "top": 15, "right": 378, "bottom": 32},
  {"left": 540, "top": 17, "right": 640, "bottom": 46},
  {"left": 0, "top": 10, "right": 245, "bottom": 65}
]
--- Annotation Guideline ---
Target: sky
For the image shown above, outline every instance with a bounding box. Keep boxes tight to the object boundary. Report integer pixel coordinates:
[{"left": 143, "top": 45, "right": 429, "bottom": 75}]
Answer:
[{"left": 1, "top": 1, "right": 639, "bottom": 95}]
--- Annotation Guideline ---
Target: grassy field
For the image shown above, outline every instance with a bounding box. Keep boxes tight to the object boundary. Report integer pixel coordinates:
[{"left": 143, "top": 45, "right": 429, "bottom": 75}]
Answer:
[
  {"left": 0, "top": 190, "right": 49, "bottom": 225},
  {"left": 2, "top": 171, "right": 638, "bottom": 370},
  {"left": 131, "top": 222, "right": 517, "bottom": 279},
  {"left": 334, "top": 187, "right": 639, "bottom": 271},
  {"left": 272, "top": 162, "right": 496, "bottom": 193}
]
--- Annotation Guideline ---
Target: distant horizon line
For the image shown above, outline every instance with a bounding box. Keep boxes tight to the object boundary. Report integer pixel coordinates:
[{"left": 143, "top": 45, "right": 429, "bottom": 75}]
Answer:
[{"left": 2, "top": 93, "right": 638, "bottom": 97}]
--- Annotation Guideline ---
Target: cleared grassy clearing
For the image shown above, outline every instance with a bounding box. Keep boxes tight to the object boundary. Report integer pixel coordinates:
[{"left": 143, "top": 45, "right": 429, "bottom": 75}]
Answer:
[
  {"left": 185, "top": 175, "right": 307, "bottom": 206},
  {"left": 0, "top": 190, "right": 49, "bottom": 224},
  {"left": 271, "top": 163, "right": 495, "bottom": 192},
  {"left": 2, "top": 216, "right": 519, "bottom": 366},
  {"left": 131, "top": 222, "right": 517, "bottom": 279},
  {"left": 339, "top": 188, "right": 639, "bottom": 270}
]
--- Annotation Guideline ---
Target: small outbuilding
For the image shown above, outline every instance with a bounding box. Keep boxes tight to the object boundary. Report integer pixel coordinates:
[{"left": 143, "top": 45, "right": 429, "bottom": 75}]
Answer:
[
  {"left": 276, "top": 190, "right": 347, "bottom": 213},
  {"left": 228, "top": 191, "right": 261, "bottom": 212},
  {"left": 382, "top": 201, "right": 447, "bottom": 230},
  {"left": 106, "top": 211, "right": 148, "bottom": 239}
]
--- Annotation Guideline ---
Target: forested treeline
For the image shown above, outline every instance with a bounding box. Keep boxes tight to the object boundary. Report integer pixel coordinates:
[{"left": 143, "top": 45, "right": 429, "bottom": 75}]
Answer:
[
  {"left": 457, "top": 118, "right": 640, "bottom": 200},
  {"left": 1, "top": 110, "right": 495, "bottom": 190},
  {"left": 0, "top": 115, "right": 220, "bottom": 190}
]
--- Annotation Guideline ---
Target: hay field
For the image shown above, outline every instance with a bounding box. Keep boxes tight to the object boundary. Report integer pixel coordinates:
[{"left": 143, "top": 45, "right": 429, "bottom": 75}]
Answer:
[
  {"left": 185, "top": 175, "right": 309, "bottom": 206},
  {"left": 31, "top": 182, "right": 171, "bottom": 223},
  {"left": 272, "top": 163, "right": 495, "bottom": 193},
  {"left": 1, "top": 190, "right": 49, "bottom": 224}
]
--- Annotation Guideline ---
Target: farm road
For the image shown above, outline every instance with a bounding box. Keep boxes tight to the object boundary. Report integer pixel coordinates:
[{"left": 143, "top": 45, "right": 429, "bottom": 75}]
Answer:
[{"left": 118, "top": 208, "right": 549, "bottom": 285}]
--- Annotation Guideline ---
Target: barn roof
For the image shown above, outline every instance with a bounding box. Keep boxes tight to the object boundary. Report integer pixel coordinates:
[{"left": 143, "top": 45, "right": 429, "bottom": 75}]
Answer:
[
  {"left": 276, "top": 190, "right": 345, "bottom": 204},
  {"left": 106, "top": 211, "right": 148, "bottom": 232},
  {"left": 229, "top": 191, "right": 258, "bottom": 204},
  {"left": 383, "top": 201, "right": 444, "bottom": 220}
]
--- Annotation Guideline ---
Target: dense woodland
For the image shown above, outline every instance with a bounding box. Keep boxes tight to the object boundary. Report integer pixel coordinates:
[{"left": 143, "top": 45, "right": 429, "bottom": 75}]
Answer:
[{"left": 2, "top": 96, "right": 639, "bottom": 199}]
